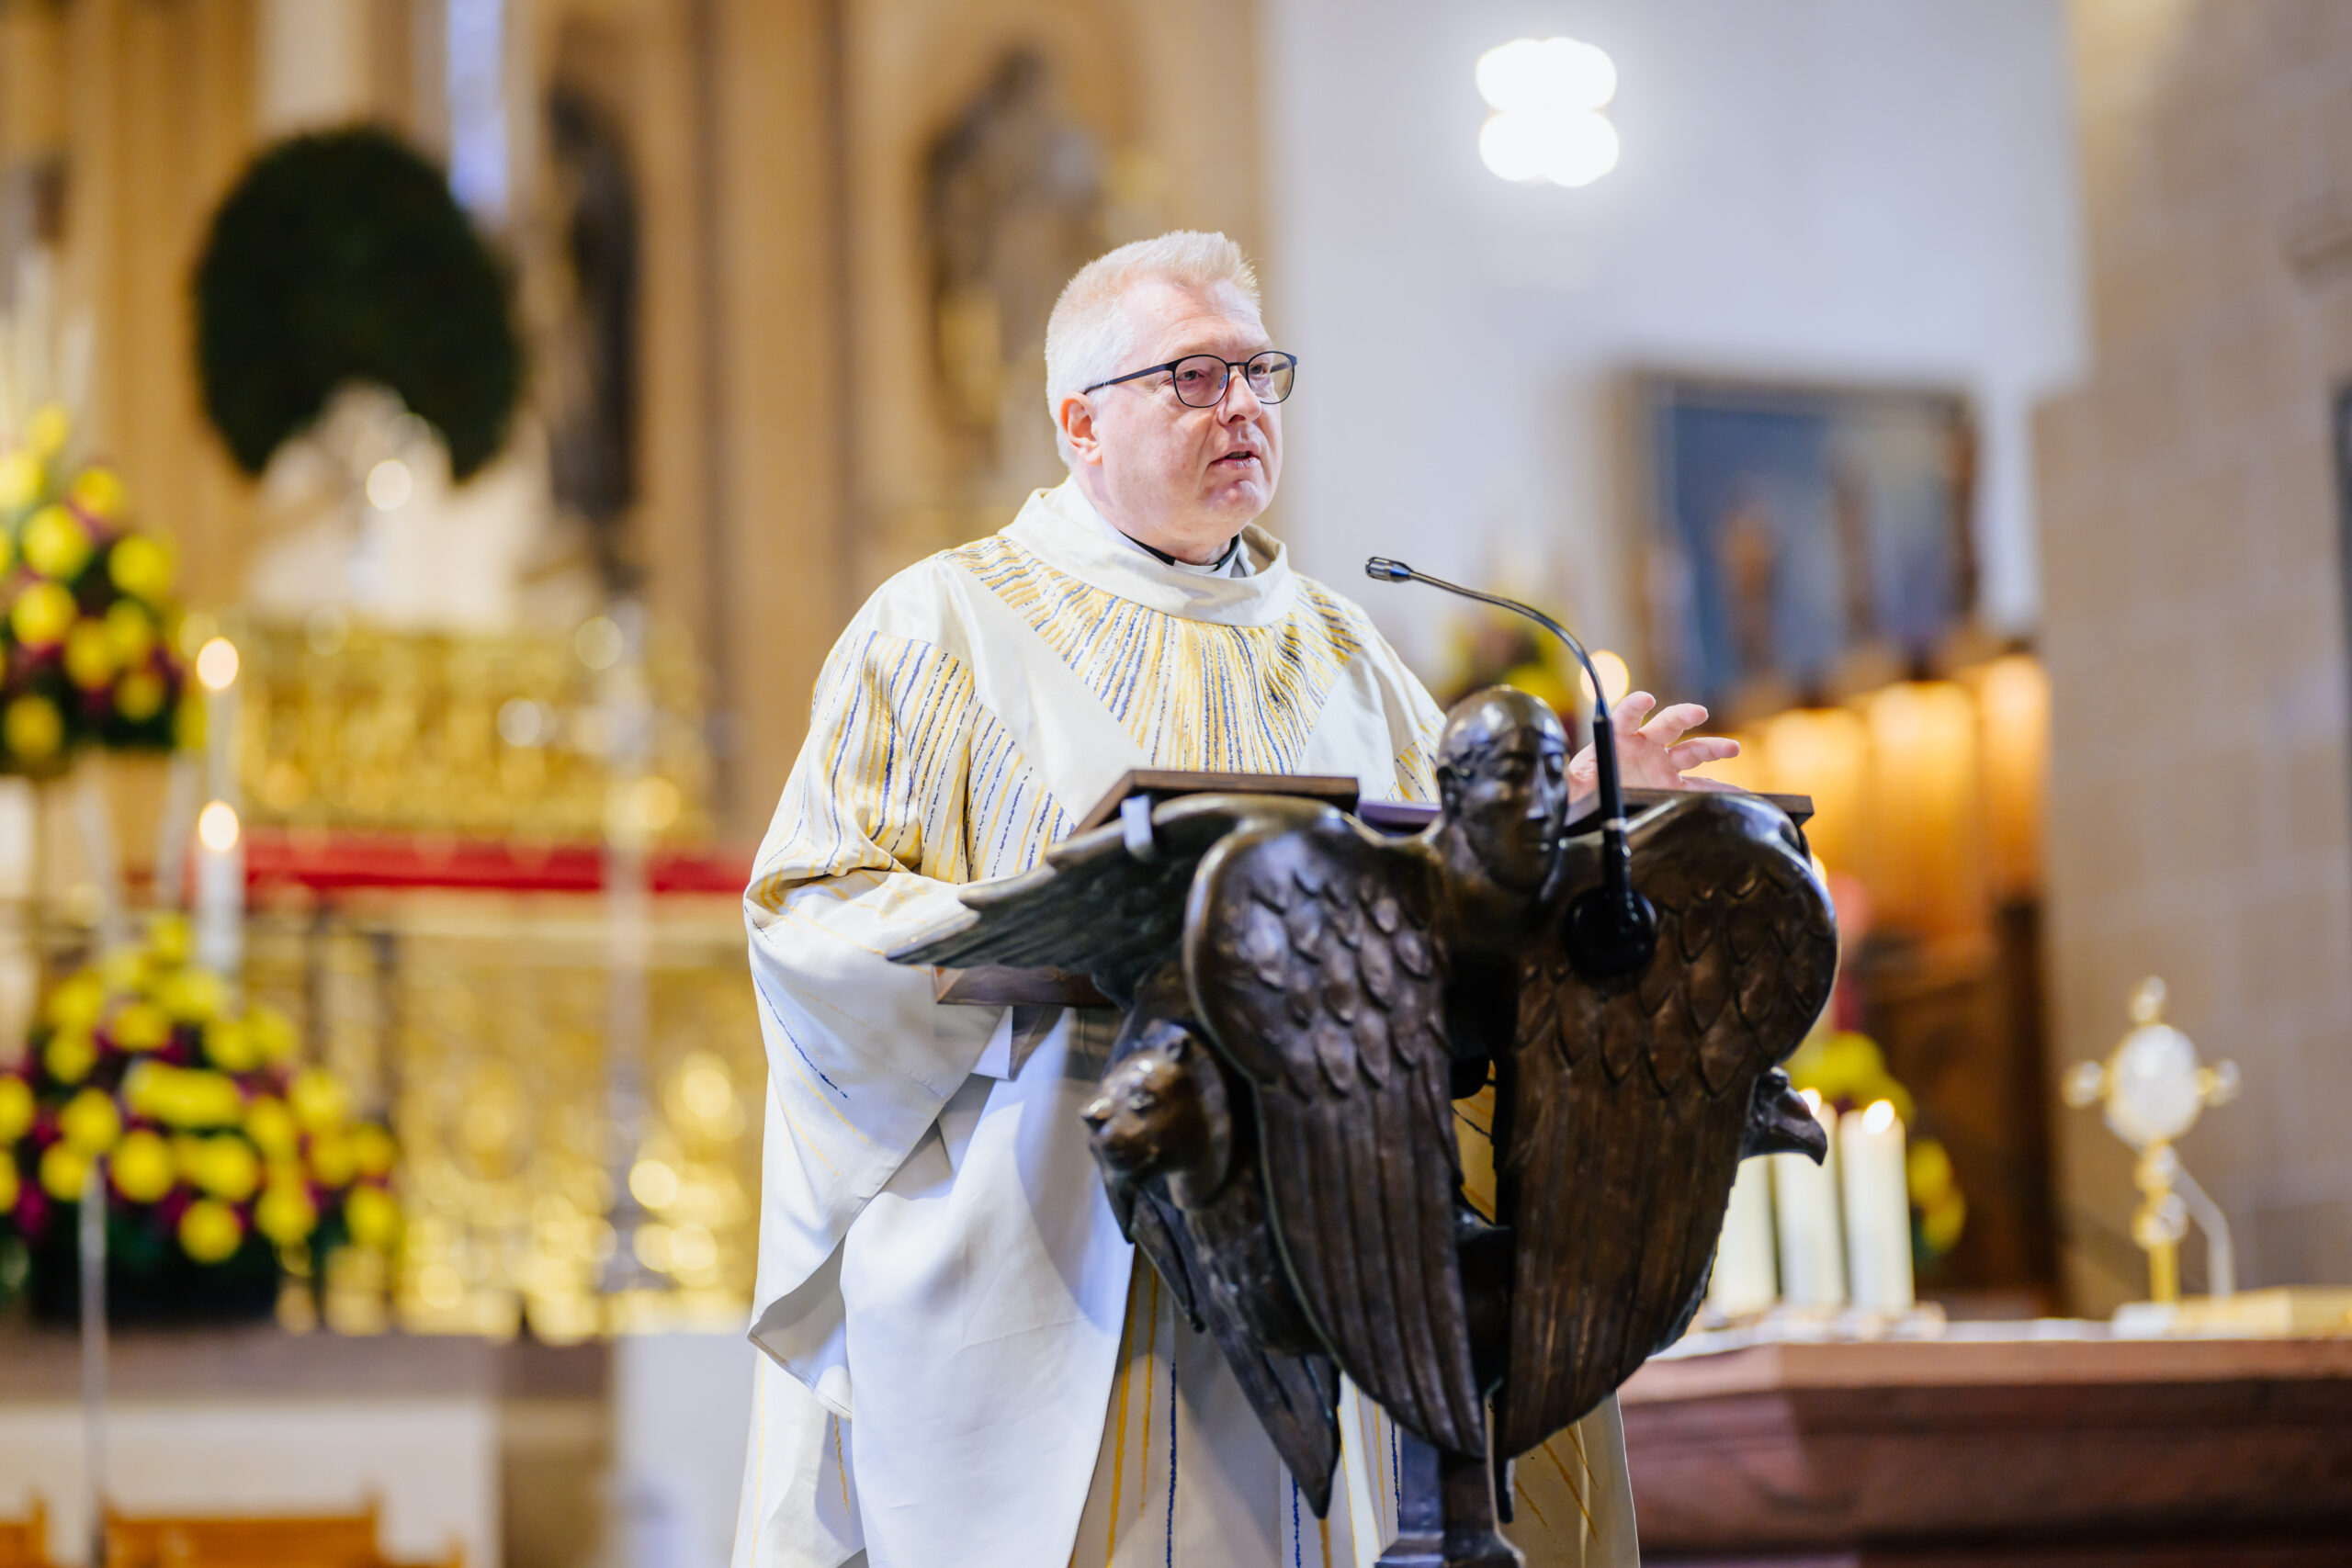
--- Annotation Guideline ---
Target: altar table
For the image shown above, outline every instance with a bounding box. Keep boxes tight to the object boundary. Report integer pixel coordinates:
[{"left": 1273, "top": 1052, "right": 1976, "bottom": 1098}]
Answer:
[
  {"left": 1618, "top": 1330, "right": 2352, "bottom": 1565},
  {"left": 0, "top": 1327, "right": 597, "bottom": 1568}
]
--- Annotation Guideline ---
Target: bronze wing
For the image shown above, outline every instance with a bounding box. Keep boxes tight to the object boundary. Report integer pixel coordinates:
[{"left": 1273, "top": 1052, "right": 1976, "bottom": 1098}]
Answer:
[
  {"left": 897, "top": 795, "right": 1288, "bottom": 1003},
  {"left": 1495, "top": 792, "right": 1836, "bottom": 1457},
  {"left": 1184, "top": 800, "right": 1487, "bottom": 1456},
  {"left": 1126, "top": 1182, "right": 1346, "bottom": 1515}
]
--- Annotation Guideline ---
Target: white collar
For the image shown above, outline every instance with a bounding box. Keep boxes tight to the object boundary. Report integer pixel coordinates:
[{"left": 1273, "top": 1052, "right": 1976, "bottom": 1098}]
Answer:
[
  {"left": 1001, "top": 479, "right": 1297, "bottom": 628},
  {"left": 1069, "top": 493, "right": 1252, "bottom": 580}
]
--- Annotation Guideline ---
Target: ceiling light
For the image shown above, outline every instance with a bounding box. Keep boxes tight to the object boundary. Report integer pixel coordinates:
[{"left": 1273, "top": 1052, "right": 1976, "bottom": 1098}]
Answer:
[{"left": 1476, "top": 36, "right": 1620, "bottom": 188}]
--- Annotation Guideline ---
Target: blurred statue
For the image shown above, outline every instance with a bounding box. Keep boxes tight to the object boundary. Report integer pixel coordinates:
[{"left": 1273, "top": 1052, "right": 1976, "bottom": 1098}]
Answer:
[
  {"left": 544, "top": 81, "right": 641, "bottom": 592},
  {"left": 925, "top": 49, "right": 1106, "bottom": 499}
]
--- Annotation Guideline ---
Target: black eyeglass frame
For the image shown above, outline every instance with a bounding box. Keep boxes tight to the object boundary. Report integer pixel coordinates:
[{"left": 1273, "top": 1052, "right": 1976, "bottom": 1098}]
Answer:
[{"left": 1081, "top": 350, "right": 1299, "bottom": 408}]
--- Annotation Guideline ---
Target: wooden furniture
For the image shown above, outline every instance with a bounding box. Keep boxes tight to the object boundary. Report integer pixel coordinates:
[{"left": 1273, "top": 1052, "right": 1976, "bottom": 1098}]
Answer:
[
  {"left": 105, "top": 1504, "right": 459, "bottom": 1568},
  {"left": 1619, "top": 1333, "right": 2352, "bottom": 1565},
  {"left": 1070, "top": 768, "right": 1363, "bottom": 831},
  {"left": 1, "top": 1500, "right": 51, "bottom": 1568}
]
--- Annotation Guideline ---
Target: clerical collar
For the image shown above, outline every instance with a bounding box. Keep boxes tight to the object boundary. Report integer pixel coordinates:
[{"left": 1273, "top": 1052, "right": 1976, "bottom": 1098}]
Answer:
[
  {"left": 1067, "top": 487, "right": 1253, "bottom": 580},
  {"left": 1124, "top": 530, "right": 1244, "bottom": 575}
]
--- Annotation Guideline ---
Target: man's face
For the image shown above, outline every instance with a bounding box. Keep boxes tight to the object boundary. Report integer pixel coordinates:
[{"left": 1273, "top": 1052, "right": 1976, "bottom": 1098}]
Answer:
[
  {"left": 1445, "top": 731, "right": 1569, "bottom": 891},
  {"left": 1058, "top": 279, "right": 1283, "bottom": 563}
]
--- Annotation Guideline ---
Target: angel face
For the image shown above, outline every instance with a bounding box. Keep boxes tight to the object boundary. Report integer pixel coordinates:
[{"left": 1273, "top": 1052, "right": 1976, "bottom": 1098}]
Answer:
[{"left": 1436, "top": 687, "right": 1571, "bottom": 893}]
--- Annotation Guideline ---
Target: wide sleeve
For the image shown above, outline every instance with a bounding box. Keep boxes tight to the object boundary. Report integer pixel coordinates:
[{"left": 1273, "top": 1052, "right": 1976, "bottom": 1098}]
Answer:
[{"left": 742, "top": 617, "right": 1008, "bottom": 1354}]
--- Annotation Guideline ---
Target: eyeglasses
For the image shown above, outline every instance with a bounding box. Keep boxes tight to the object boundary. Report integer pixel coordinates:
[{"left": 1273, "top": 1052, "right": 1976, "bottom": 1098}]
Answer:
[{"left": 1084, "top": 351, "right": 1298, "bottom": 409}]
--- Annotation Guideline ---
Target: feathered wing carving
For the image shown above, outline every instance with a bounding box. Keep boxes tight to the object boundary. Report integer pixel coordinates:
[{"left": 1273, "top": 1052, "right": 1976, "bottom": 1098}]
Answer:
[
  {"left": 1184, "top": 801, "right": 1487, "bottom": 1456},
  {"left": 899, "top": 795, "right": 1278, "bottom": 1002},
  {"left": 1495, "top": 793, "right": 1837, "bottom": 1457},
  {"left": 1125, "top": 1183, "right": 1345, "bottom": 1516}
]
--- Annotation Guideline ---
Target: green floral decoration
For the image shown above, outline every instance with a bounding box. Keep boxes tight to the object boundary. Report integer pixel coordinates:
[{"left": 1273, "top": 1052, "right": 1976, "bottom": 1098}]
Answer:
[
  {"left": 193, "top": 127, "right": 522, "bottom": 481},
  {"left": 0, "top": 918, "right": 400, "bottom": 1314},
  {"left": 0, "top": 408, "right": 192, "bottom": 773}
]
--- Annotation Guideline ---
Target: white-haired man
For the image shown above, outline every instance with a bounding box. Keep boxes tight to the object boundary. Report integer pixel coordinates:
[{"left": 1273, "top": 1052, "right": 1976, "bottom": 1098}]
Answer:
[{"left": 732, "top": 232, "right": 1724, "bottom": 1568}]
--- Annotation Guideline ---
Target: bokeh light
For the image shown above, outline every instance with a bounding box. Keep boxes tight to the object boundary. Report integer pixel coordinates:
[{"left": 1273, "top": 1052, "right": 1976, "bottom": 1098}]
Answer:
[
  {"left": 1477, "top": 36, "right": 1621, "bottom": 187},
  {"left": 198, "top": 799, "right": 241, "bottom": 853},
  {"left": 366, "top": 457, "right": 413, "bottom": 511},
  {"left": 196, "top": 636, "right": 241, "bottom": 691}
]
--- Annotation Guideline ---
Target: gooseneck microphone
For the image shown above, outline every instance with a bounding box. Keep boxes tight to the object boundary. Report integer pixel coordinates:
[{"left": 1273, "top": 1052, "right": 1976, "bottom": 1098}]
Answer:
[{"left": 1365, "top": 557, "right": 1657, "bottom": 981}]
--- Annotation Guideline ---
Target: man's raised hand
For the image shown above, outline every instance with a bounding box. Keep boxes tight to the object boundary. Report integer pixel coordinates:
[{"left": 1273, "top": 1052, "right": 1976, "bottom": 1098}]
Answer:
[{"left": 1567, "top": 691, "right": 1741, "bottom": 798}]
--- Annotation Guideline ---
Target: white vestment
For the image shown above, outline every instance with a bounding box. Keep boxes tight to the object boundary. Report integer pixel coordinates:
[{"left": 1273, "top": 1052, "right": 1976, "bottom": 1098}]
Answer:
[{"left": 730, "top": 480, "right": 1637, "bottom": 1568}]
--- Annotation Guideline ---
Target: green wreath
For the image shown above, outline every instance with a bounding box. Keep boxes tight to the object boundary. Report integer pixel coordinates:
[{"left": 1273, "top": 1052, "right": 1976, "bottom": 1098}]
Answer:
[{"left": 193, "top": 128, "right": 522, "bottom": 481}]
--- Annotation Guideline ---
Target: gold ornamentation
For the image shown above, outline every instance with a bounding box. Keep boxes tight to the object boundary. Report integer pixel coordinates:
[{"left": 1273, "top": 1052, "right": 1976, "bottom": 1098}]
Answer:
[
  {"left": 226, "top": 615, "right": 711, "bottom": 843},
  {"left": 243, "top": 897, "right": 762, "bottom": 1339}
]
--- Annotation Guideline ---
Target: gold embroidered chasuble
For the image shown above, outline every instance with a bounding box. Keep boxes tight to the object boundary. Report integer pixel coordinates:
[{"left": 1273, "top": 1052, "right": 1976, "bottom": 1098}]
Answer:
[{"left": 732, "top": 480, "right": 1634, "bottom": 1568}]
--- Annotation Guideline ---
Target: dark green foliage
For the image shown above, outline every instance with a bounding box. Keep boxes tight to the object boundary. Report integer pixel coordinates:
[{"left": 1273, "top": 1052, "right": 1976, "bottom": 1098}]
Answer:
[{"left": 193, "top": 127, "right": 522, "bottom": 480}]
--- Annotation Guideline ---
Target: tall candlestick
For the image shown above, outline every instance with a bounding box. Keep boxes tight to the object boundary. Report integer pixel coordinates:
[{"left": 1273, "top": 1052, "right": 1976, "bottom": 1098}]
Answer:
[
  {"left": 1839, "top": 1099, "right": 1916, "bottom": 1314},
  {"left": 1708, "top": 1156, "right": 1777, "bottom": 1317},
  {"left": 1771, "top": 1089, "right": 1846, "bottom": 1307}
]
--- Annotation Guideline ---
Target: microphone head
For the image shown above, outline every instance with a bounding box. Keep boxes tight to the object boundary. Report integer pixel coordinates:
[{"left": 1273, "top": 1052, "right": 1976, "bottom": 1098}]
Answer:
[{"left": 1364, "top": 557, "right": 1412, "bottom": 581}]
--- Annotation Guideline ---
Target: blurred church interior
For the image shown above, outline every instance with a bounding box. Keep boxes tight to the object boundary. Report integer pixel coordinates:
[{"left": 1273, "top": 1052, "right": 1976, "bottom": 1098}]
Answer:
[{"left": 0, "top": 0, "right": 2347, "bottom": 1564}]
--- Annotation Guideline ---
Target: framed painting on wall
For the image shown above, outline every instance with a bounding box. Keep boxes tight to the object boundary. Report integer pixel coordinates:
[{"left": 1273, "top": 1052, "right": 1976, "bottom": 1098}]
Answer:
[
  {"left": 1631, "top": 374, "right": 1978, "bottom": 723},
  {"left": 2328, "top": 383, "right": 2352, "bottom": 770}
]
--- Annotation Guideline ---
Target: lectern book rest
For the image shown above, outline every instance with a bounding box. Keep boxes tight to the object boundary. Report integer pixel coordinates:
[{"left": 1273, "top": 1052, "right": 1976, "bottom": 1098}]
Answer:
[{"left": 930, "top": 770, "right": 1813, "bottom": 1006}]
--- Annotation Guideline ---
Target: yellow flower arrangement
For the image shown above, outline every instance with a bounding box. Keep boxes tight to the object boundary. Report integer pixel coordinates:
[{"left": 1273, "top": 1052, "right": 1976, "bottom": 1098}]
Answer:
[
  {"left": 110, "top": 1130, "right": 175, "bottom": 1203},
  {"left": 178, "top": 1199, "right": 243, "bottom": 1264},
  {"left": 0, "top": 1077, "right": 30, "bottom": 1143},
  {"left": 0, "top": 916, "right": 401, "bottom": 1311},
  {"left": 0, "top": 405, "right": 194, "bottom": 774}
]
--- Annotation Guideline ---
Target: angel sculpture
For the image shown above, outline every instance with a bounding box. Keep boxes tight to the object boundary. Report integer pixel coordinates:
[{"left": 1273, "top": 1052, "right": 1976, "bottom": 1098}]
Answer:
[{"left": 895, "top": 687, "right": 1838, "bottom": 1567}]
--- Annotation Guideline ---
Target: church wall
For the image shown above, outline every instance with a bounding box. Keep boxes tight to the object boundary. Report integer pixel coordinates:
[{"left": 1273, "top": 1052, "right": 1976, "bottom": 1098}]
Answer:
[
  {"left": 32, "top": 0, "right": 263, "bottom": 612},
  {"left": 1259, "top": 0, "right": 2086, "bottom": 680},
  {"left": 699, "top": 0, "right": 848, "bottom": 833},
  {"left": 2037, "top": 0, "right": 2352, "bottom": 1311}
]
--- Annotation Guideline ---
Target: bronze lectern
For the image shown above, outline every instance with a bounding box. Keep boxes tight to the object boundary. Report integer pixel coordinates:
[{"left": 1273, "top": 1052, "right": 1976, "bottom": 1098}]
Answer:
[{"left": 894, "top": 688, "right": 1837, "bottom": 1567}]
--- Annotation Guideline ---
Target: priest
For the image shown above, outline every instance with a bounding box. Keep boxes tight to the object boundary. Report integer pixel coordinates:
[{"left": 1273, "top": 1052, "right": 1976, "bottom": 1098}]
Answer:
[{"left": 730, "top": 231, "right": 1735, "bottom": 1568}]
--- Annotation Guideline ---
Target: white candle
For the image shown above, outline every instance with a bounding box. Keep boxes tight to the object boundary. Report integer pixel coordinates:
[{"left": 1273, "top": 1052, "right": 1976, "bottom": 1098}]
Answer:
[
  {"left": 194, "top": 643, "right": 244, "bottom": 977},
  {"left": 1839, "top": 1099, "right": 1916, "bottom": 1314},
  {"left": 195, "top": 800, "right": 243, "bottom": 977},
  {"left": 1771, "top": 1089, "right": 1847, "bottom": 1307},
  {"left": 1708, "top": 1156, "right": 1778, "bottom": 1317}
]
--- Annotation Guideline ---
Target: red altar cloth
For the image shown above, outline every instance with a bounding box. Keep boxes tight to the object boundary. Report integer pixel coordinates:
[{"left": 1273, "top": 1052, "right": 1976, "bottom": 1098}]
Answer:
[{"left": 239, "top": 828, "right": 754, "bottom": 897}]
